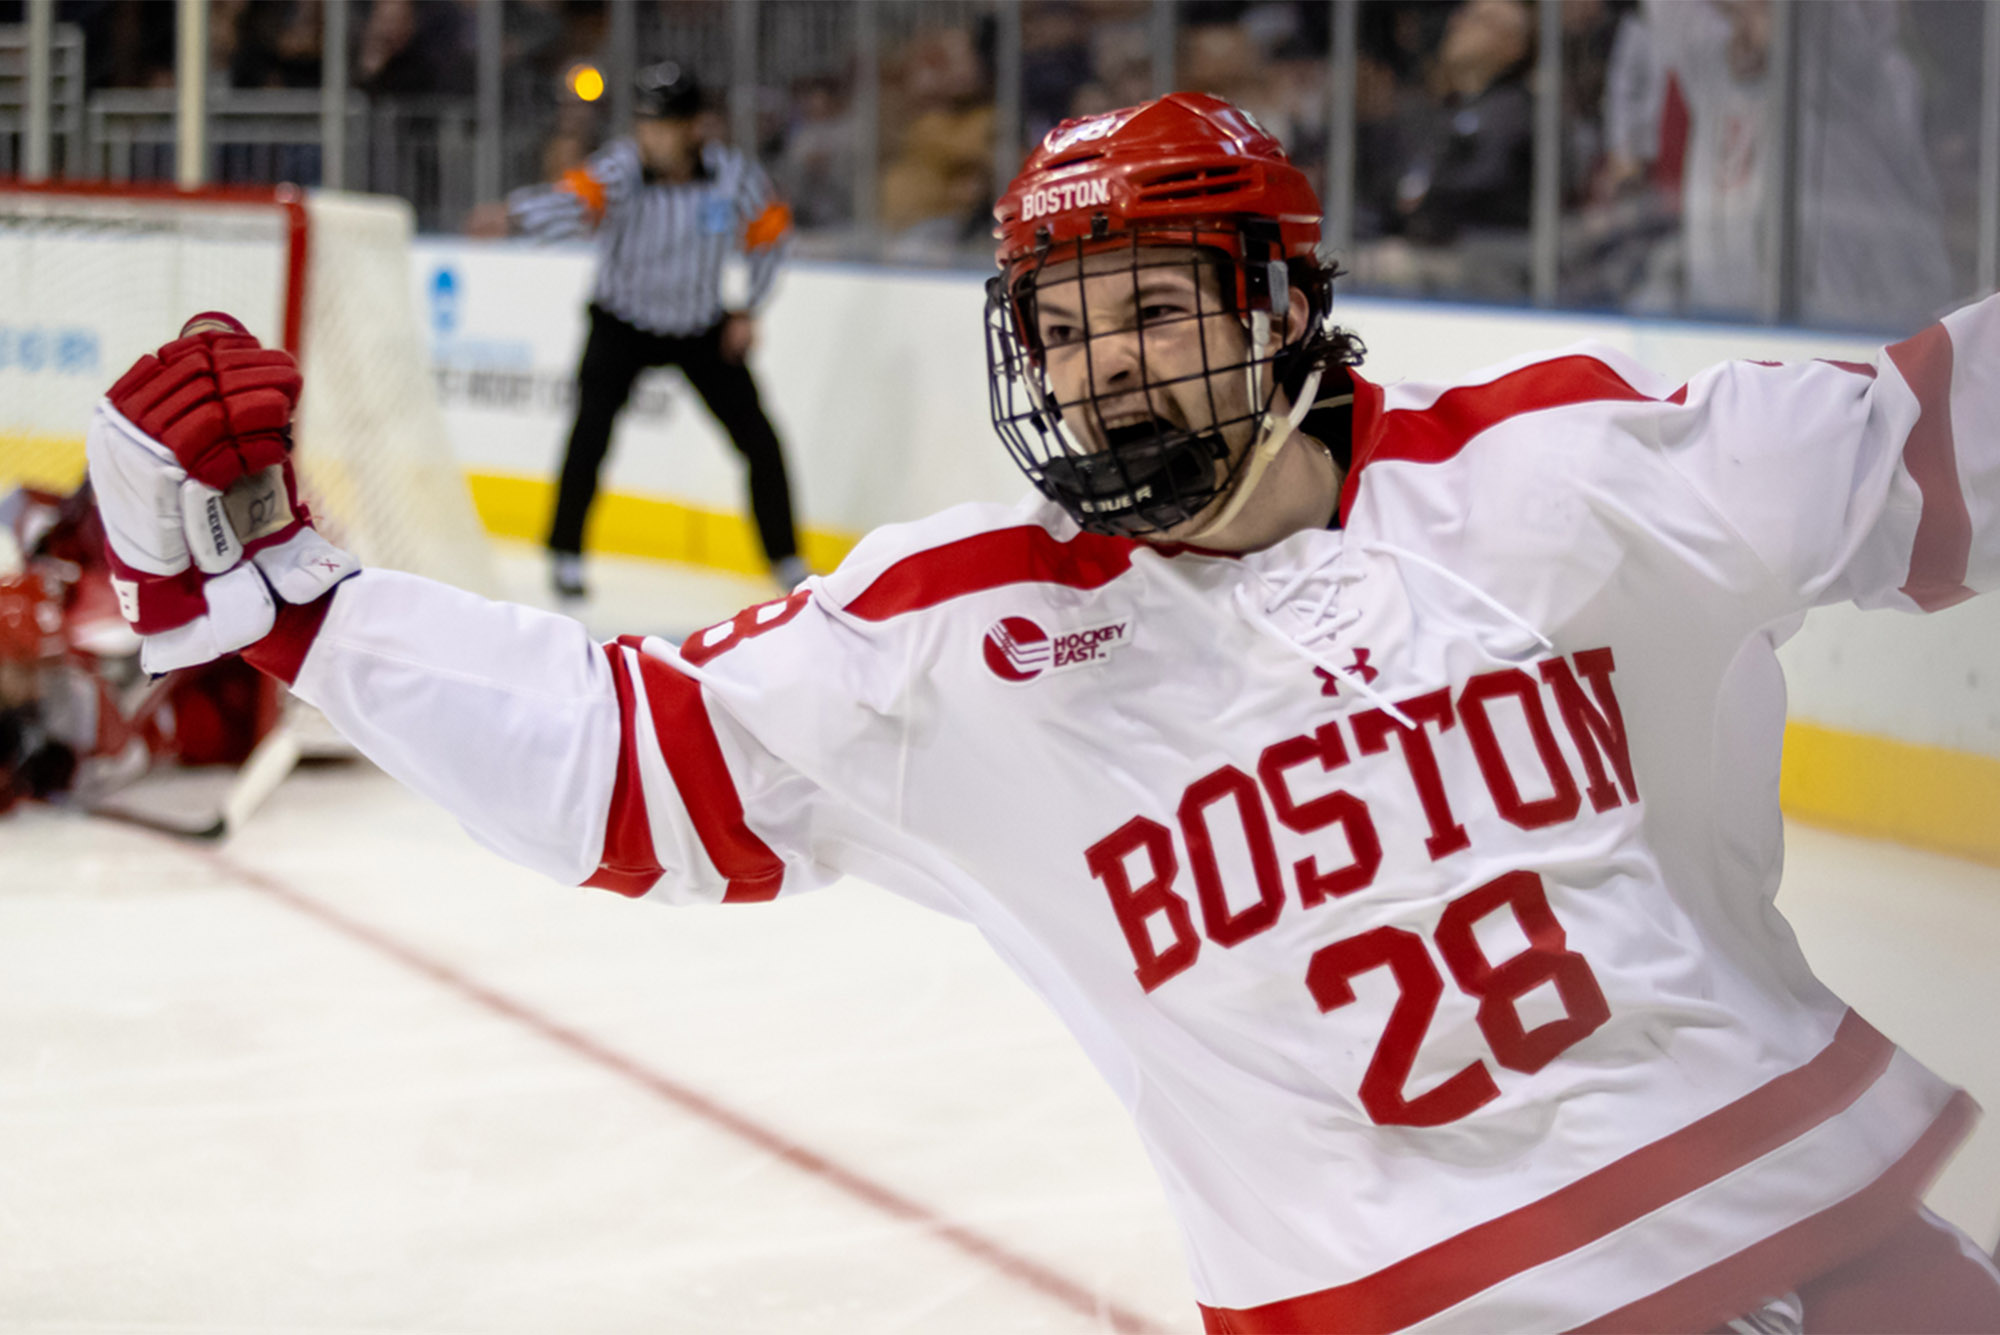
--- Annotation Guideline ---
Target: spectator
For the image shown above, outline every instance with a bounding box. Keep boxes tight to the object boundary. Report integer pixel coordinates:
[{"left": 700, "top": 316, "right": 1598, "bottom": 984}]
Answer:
[
  {"left": 356, "top": 0, "right": 473, "bottom": 97},
  {"left": 776, "top": 76, "right": 857, "bottom": 231},
  {"left": 1356, "top": 0, "right": 1536, "bottom": 299},
  {"left": 878, "top": 26, "right": 996, "bottom": 263},
  {"left": 1646, "top": 0, "right": 1954, "bottom": 329},
  {"left": 230, "top": 0, "right": 324, "bottom": 90},
  {"left": 1397, "top": 0, "right": 1535, "bottom": 244}
]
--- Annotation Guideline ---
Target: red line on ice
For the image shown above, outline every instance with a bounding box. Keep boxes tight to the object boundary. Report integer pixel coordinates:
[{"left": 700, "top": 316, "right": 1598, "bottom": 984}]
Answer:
[{"left": 192, "top": 844, "right": 1168, "bottom": 1335}]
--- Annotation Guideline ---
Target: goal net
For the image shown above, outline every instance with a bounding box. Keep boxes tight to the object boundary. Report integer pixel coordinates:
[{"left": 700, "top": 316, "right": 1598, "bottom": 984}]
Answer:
[{"left": 0, "top": 184, "right": 496, "bottom": 595}]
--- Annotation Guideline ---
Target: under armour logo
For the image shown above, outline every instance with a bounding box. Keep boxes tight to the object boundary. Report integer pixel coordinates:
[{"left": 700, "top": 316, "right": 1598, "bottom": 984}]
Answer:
[
  {"left": 1313, "top": 648, "right": 1379, "bottom": 697},
  {"left": 313, "top": 557, "right": 343, "bottom": 573}
]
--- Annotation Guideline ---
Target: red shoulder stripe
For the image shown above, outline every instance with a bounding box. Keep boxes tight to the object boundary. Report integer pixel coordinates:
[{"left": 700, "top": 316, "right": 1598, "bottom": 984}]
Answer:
[
  {"left": 631, "top": 650, "right": 787, "bottom": 903},
  {"left": 1886, "top": 323, "right": 1975, "bottom": 612},
  {"left": 1340, "top": 357, "right": 1662, "bottom": 524},
  {"left": 584, "top": 643, "right": 663, "bottom": 898},
  {"left": 843, "top": 525, "right": 1137, "bottom": 622},
  {"left": 1199, "top": 1010, "right": 1902, "bottom": 1334}
]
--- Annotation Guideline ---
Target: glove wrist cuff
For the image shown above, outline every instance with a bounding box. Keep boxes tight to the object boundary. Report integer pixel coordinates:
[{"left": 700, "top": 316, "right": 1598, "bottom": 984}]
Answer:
[{"left": 243, "top": 588, "right": 339, "bottom": 685}]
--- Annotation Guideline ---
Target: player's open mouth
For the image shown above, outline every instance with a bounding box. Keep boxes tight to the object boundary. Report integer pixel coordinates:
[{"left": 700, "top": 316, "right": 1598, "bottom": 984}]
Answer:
[{"left": 1100, "top": 416, "right": 1181, "bottom": 450}]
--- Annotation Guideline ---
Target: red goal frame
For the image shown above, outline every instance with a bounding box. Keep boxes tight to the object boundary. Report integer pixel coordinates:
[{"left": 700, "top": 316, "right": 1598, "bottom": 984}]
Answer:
[{"left": 0, "top": 179, "right": 311, "bottom": 354}]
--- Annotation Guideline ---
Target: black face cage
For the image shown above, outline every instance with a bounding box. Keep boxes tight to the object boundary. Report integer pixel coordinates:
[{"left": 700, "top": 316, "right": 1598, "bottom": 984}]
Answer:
[{"left": 984, "top": 224, "right": 1329, "bottom": 539}]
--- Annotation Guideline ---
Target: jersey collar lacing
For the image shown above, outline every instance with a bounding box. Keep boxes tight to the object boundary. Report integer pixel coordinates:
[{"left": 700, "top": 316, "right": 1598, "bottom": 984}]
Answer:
[{"left": 1234, "top": 539, "right": 1556, "bottom": 729}]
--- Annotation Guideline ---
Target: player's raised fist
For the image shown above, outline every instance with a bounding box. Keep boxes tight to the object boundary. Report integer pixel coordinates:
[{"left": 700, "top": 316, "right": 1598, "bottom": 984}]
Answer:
[
  {"left": 106, "top": 312, "right": 302, "bottom": 493},
  {"left": 86, "top": 313, "right": 357, "bottom": 674}
]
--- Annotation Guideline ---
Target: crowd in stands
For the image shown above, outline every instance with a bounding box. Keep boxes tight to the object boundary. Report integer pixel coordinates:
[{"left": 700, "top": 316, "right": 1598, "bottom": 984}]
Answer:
[{"left": 15, "top": 0, "right": 1979, "bottom": 331}]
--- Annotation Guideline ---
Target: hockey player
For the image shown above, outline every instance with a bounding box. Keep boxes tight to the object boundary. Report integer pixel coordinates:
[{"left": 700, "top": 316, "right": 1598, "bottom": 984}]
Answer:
[
  {"left": 87, "top": 95, "right": 2000, "bottom": 1331},
  {"left": 0, "top": 480, "right": 283, "bottom": 812}
]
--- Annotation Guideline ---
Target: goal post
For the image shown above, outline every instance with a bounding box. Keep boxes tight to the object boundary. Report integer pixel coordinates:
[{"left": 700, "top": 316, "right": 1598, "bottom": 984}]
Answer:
[{"left": 0, "top": 181, "right": 497, "bottom": 595}]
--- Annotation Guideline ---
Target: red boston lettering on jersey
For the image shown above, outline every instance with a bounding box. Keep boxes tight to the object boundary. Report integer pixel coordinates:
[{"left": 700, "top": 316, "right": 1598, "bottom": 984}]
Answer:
[
  {"left": 1087, "top": 649, "right": 1636, "bottom": 997},
  {"left": 1177, "top": 766, "right": 1287, "bottom": 946},
  {"left": 845, "top": 526, "right": 1136, "bottom": 621},
  {"left": 1457, "top": 668, "right": 1582, "bottom": 831},
  {"left": 1539, "top": 648, "right": 1639, "bottom": 810},
  {"left": 1256, "top": 722, "right": 1381, "bottom": 906},
  {"left": 1086, "top": 816, "right": 1200, "bottom": 991},
  {"left": 1351, "top": 688, "right": 1471, "bottom": 861}
]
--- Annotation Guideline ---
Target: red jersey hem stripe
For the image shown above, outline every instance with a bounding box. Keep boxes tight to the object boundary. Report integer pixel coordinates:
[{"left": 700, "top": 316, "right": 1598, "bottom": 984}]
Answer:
[
  {"left": 843, "top": 526, "right": 1137, "bottom": 622},
  {"left": 1886, "top": 323, "right": 1976, "bottom": 611},
  {"left": 1198, "top": 1010, "right": 1895, "bottom": 1335},
  {"left": 584, "top": 643, "right": 663, "bottom": 898},
  {"left": 631, "top": 651, "right": 787, "bottom": 903},
  {"left": 1572, "top": 1090, "right": 1978, "bottom": 1334}
]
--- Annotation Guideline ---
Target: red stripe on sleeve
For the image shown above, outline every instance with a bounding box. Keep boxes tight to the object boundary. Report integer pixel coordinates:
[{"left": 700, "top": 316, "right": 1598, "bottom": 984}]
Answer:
[
  {"left": 584, "top": 644, "right": 664, "bottom": 898},
  {"left": 844, "top": 526, "right": 1136, "bottom": 622},
  {"left": 1886, "top": 323, "right": 1976, "bottom": 612},
  {"left": 1340, "top": 358, "right": 1659, "bottom": 524},
  {"left": 1199, "top": 1011, "right": 1905, "bottom": 1334},
  {"left": 631, "top": 651, "right": 787, "bottom": 903}
]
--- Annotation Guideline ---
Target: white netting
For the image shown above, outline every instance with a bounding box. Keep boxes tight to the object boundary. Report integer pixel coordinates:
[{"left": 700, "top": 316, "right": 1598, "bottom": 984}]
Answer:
[
  {"left": 290, "top": 193, "right": 495, "bottom": 595},
  {"left": 0, "top": 186, "right": 495, "bottom": 595}
]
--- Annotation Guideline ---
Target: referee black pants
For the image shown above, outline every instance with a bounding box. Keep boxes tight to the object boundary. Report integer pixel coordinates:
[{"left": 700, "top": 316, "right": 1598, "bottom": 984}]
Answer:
[{"left": 547, "top": 304, "right": 800, "bottom": 566}]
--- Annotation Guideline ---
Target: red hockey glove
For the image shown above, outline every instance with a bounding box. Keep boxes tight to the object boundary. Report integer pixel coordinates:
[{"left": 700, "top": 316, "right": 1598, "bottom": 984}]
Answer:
[
  {"left": 87, "top": 316, "right": 357, "bottom": 675},
  {"left": 106, "top": 311, "right": 302, "bottom": 493}
]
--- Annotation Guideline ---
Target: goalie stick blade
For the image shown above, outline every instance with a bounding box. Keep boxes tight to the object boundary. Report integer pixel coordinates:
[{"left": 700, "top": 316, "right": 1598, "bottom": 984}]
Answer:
[
  {"left": 84, "top": 720, "right": 302, "bottom": 843},
  {"left": 86, "top": 801, "right": 228, "bottom": 841}
]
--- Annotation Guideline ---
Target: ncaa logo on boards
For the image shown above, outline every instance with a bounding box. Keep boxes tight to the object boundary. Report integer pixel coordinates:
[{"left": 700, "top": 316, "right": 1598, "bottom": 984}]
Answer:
[{"left": 983, "top": 615, "right": 1129, "bottom": 683}]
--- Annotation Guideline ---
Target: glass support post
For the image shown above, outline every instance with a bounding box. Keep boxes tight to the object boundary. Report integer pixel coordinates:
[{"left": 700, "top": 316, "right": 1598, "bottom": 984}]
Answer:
[
  {"left": 854, "top": 0, "right": 880, "bottom": 247},
  {"left": 1325, "top": 0, "right": 1357, "bottom": 266},
  {"left": 176, "top": 0, "right": 209, "bottom": 187},
  {"left": 731, "top": 0, "right": 758, "bottom": 155},
  {"left": 475, "top": 0, "right": 503, "bottom": 204},
  {"left": 24, "top": 0, "right": 52, "bottom": 180},
  {"left": 321, "top": 0, "right": 348, "bottom": 189},
  {"left": 609, "top": 0, "right": 636, "bottom": 134},
  {"left": 1979, "top": 0, "right": 2000, "bottom": 295},
  {"left": 995, "top": 0, "right": 1023, "bottom": 200},
  {"left": 1151, "top": 0, "right": 1176, "bottom": 99},
  {"left": 1760, "top": 0, "right": 1801, "bottom": 324},
  {"left": 1530, "top": 0, "right": 1561, "bottom": 305}
]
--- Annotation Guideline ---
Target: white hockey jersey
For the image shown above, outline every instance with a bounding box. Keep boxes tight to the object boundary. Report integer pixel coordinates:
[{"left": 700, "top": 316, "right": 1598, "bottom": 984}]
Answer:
[{"left": 277, "top": 294, "right": 2000, "bottom": 1332}]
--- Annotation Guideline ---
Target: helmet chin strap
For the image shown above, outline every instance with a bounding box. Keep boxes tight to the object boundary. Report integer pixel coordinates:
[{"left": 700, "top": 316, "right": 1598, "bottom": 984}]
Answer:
[{"left": 1182, "top": 290, "right": 1331, "bottom": 543}]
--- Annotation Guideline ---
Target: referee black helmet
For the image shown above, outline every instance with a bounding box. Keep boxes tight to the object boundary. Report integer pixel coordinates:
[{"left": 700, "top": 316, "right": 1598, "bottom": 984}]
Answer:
[{"left": 635, "top": 62, "right": 703, "bottom": 121}]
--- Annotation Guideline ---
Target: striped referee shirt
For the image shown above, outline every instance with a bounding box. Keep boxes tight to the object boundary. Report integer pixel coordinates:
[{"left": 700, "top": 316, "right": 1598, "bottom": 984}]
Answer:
[{"left": 507, "top": 138, "right": 792, "bottom": 336}]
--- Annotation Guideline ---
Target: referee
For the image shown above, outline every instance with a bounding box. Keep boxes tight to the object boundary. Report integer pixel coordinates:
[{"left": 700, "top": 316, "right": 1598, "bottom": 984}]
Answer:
[{"left": 502, "top": 63, "right": 807, "bottom": 599}]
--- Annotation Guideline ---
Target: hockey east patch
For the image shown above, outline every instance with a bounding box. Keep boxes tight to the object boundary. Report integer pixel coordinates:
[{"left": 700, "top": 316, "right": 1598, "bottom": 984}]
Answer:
[{"left": 983, "top": 615, "right": 1129, "bottom": 683}]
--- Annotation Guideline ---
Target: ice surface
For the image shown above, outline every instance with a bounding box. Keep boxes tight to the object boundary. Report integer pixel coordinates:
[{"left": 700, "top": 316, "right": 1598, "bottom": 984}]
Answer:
[{"left": 2, "top": 544, "right": 1994, "bottom": 1332}]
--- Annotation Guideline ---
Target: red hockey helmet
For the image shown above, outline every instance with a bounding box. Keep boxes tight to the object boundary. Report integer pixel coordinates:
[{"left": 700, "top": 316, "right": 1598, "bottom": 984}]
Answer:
[
  {"left": 992, "top": 92, "right": 1323, "bottom": 276},
  {"left": 0, "top": 574, "right": 62, "bottom": 667},
  {"left": 985, "top": 93, "right": 1350, "bottom": 540}
]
